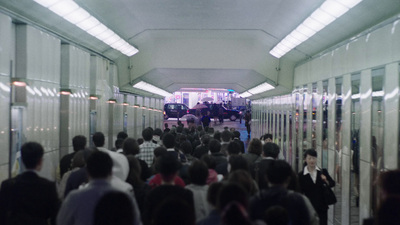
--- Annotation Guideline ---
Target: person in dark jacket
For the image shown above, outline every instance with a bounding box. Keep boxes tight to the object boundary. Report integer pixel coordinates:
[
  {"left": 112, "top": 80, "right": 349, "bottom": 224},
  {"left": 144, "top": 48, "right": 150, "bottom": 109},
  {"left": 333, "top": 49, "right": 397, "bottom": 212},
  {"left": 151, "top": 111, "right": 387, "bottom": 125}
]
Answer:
[
  {"left": 0, "top": 142, "right": 60, "bottom": 225},
  {"left": 298, "top": 149, "right": 335, "bottom": 225}
]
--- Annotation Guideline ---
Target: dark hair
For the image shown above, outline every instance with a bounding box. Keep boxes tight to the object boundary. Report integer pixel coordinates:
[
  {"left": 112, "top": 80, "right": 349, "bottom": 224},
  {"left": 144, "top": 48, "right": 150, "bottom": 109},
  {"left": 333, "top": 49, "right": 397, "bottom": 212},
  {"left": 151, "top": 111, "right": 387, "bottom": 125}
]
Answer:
[
  {"left": 207, "top": 182, "right": 224, "bottom": 207},
  {"left": 213, "top": 131, "right": 221, "bottom": 141},
  {"left": 227, "top": 141, "right": 241, "bottom": 155},
  {"left": 262, "top": 142, "right": 280, "bottom": 158},
  {"left": 162, "top": 133, "right": 175, "bottom": 148},
  {"left": 179, "top": 141, "right": 193, "bottom": 155},
  {"left": 266, "top": 160, "right": 293, "bottom": 185},
  {"left": 142, "top": 128, "right": 153, "bottom": 141},
  {"left": 122, "top": 138, "right": 140, "bottom": 155},
  {"left": 94, "top": 191, "right": 134, "bottom": 225},
  {"left": 117, "top": 131, "right": 128, "bottom": 140},
  {"left": 247, "top": 138, "right": 262, "bottom": 155},
  {"left": 71, "top": 149, "right": 90, "bottom": 168},
  {"left": 188, "top": 160, "right": 209, "bottom": 185},
  {"left": 228, "top": 170, "right": 258, "bottom": 196},
  {"left": 221, "top": 130, "right": 232, "bottom": 142},
  {"left": 126, "top": 155, "right": 143, "bottom": 186},
  {"left": 21, "top": 142, "right": 44, "bottom": 169},
  {"left": 209, "top": 139, "right": 221, "bottom": 153},
  {"left": 233, "top": 131, "right": 241, "bottom": 139},
  {"left": 115, "top": 138, "right": 124, "bottom": 150},
  {"left": 218, "top": 183, "right": 251, "bottom": 225},
  {"left": 376, "top": 196, "right": 400, "bottom": 225},
  {"left": 303, "top": 149, "right": 317, "bottom": 159},
  {"left": 72, "top": 135, "right": 87, "bottom": 151},
  {"left": 263, "top": 206, "right": 289, "bottom": 225},
  {"left": 201, "top": 134, "right": 211, "bottom": 146},
  {"left": 154, "top": 146, "right": 168, "bottom": 158},
  {"left": 153, "top": 128, "right": 163, "bottom": 136},
  {"left": 229, "top": 155, "right": 249, "bottom": 172},
  {"left": 87, "top": 151, "right": 113, "bottom": 179},
  {"left": 157, "top": 153, "right": 182, "bottom": 177},
  {"left": 379, "top": 169, "right": 400, "bottom": 196},
  {"left": 263, "top": 133, "right": 273, "bottom": 140},
  {"left": 152, "top": 197, "right": 195, "bottom": 225},
  {"left": 137, "top": 138, "right": 144, "bottom": 145},
  {"left": 201, "top": 154, "right": 217, "bottom": 169},
  {"left": 92, "top": 132, "right": 105, "bottom": 147}
]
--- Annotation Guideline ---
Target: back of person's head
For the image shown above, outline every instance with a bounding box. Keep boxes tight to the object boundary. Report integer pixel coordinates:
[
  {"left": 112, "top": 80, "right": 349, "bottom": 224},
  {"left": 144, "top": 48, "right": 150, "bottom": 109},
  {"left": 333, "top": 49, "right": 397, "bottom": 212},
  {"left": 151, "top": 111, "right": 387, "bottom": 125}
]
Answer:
[
  {"left": 209, "top": 139, "right": 221, "bottom": 153},
  {"left": 153, "top": 128, "right": 163, "bottom": 137},
  {"left": 142, "top": 128, "right": 153, "bottom": 141},
  {"left": 201, "top": 154, "right": 217, "bottom": 169},
  {"left": 156, "top": 153, "right": 182, "bottom": 181},
  {"left": 94, "top": 191, "right": 134, "bottom": 225},
  {"left": 228, "top": 170, "right": 257, "bottom": 196},
  {"left": 379, "top": 169, "right": 400, "bottom": 198},
  {"left": 221, "top": 130, "right": 232, "bottom": 142},
  {"left": 152, "top": 197, "right": 195, "bottom": 225},
  {"left": 115, "top": 138, "right": 124, "bottom": 150},
  {"left": 162, "top": 133, "right": 175, "bottom": 149},
  {"left": 176, "top": 126, "right": 183, "bottom": 134},
  {"left": 179, "top": 141, "right": 193, "bottom": 155},
  {"left": 137, "top": 138, "right": 144, "bottom": 145},
  {"left": 262, "top": 142, "right": 280, "bottom": 158},
  {"left": 71, "top": 149, "right": 91, "bottom": 168},
  {"left": 21, "top": 142, "right": 44, "bottom": 169},
  {"left": 117, "top": 131, "right": 128, "bottom": 140},
  {"left": 164, "top": 123, "right": 169, "bottom": 128},
  {"left": 263, "top": 206, "right": 289, "bottom": 225},
  {"left": 263, "top": 133, "right": 273, "bottom": 141},
  {"left": 201, "top": 134, "right": 211, "bottom": 146},
  {"left": 92, "top": 132, "right": 105, "bottom": 147},
  {"left": 213, "top": 131, "right": 221, "bottom": 142},
  {"left": 86, "top": 151, "right": 113, "bottom": 179},
  {"left": 247, "top": 138, "right": 262, "bottom": 155},
  {"left": 266, "top": 160, "right": 293, "bottom": 186},
  {"left": 154, "top": 146, "right": 168, "bottom": 158},
  {"left": 188, "top": 160, "right": 209, "bottom": 185},
  {"left": 218, "top": 183, "right": 251, "bottom": 225},
  {"left": 122, "top": 138, "right": 140, "bottom": 155},
  {"left": 207, "top": 182, "right": 224, "bottom": 207},
  {"left": 233, "top": 131, "right": 241, "bottom": 139},
  {"left": 229, "top": 155, "right": 249, "bottom": 172},
  {"left": 227, "top": 141, "right": 241, "bottom": 156},
  {"left": 72, "top": 135, "right": 87, "bottom": 151},
  {"left": 376, "top": 195, "right": 400, "bottom": 225}
]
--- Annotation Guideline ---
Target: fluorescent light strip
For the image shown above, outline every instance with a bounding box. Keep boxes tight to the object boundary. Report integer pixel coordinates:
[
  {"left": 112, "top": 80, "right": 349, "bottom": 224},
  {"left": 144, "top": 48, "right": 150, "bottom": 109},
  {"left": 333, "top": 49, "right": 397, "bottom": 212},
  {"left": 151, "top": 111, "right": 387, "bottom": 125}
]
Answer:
[
  {"left": 269, "top": 0, "right": 362, "bottom": 58},
  {"left": 33, "top": 0, "right": 139, "bottom": 57},
  {"left": 133, "top": 81, "right": 172, "bottom": 97},
  {"left": 239, "top": 82, "right": 275, "bottom": 97}
]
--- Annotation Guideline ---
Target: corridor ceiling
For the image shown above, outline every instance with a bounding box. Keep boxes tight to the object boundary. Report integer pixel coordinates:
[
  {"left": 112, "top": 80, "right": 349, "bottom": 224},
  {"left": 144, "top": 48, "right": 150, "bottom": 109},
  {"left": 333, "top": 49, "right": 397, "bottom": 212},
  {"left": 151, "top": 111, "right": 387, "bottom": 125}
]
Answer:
[{"left": 1, "top": 0, "right": 400, "bottom": 98}]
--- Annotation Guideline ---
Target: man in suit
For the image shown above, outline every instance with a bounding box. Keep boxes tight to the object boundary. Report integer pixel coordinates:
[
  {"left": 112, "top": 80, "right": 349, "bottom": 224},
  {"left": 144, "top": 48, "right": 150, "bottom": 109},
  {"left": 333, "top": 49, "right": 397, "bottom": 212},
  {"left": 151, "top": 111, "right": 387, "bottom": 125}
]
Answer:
[
  {"left": 0, "top": 142, "right": 60, "bottom": 225},
  {"left": 59, "top": 135, "right": 87, "bottom": 178},
  {"left": 57, "top": 151, "right": 141, "bottom": 225},
  {"left": 251, "top": 142, "right": 280, "bottom": 190}
]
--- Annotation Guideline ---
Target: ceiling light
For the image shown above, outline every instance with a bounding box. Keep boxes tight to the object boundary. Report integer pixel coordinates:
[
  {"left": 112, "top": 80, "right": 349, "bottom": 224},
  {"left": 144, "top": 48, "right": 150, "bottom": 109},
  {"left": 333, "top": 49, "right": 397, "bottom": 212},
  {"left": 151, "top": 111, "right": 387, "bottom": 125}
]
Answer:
[
  {"left": 133, "top": 81, "right": 172, "bottom": 97},
  {"left": 269, "top": 0, "right": 362, "bottom": 58},
  {"left": 89, "top": 94, "right": 99, "bottom": 100},
  {"left": 239, "top": 91, "right": 252, "bottom": 98},
  {"left": 11, "top": 78, "right": 28, "bottom": 87},
  {"left": 60, "top": 88, "right": 72, "bottom": 95},
  {"left": 107, "top": 98, "right": 117, "bottom": 104},
  {"left": 122, "top": 102, "right": 129, "bottom": 106},
  {"left": 48, "top": 0, "right": 79, "bottom": 17},
  {"left": 33, "top": 0, "right": 139, "bottom": 57},
  {"left": 247, "top": 82, "right": 275, "bottom": 95}
]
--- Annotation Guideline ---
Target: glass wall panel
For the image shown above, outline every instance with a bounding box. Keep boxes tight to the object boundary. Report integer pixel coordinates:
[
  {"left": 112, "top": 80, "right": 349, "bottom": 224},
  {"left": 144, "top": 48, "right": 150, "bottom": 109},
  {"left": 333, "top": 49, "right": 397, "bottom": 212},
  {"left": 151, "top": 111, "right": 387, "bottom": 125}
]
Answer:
[
  {"left": 371, "top": 68, "right": 385, "bottom": 215},
  {"left": 294, "top": 88, "right": 300, "bottom": 172},
  {"left": 322, "top": 80, "right": 329, "bottom": 169},
  {"left": 334, "top": 77, "right": 343, "bottom": 225},
  {"left": 351, "top": 73, "right": 361, "bottom": 224},
  {"left": 303, "top": 85, "right": 308, "bottom": 150},
  {"left": 312, "top": 83, "right": 318, "bottom": 150}
]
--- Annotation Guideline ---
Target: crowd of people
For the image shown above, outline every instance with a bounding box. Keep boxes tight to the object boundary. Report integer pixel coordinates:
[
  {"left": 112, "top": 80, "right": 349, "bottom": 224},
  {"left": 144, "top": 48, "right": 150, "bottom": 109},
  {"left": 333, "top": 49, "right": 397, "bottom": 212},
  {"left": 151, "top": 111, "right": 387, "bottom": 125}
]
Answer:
[{"left": 0, "top": 122, "right": 399, "bottom": 225}]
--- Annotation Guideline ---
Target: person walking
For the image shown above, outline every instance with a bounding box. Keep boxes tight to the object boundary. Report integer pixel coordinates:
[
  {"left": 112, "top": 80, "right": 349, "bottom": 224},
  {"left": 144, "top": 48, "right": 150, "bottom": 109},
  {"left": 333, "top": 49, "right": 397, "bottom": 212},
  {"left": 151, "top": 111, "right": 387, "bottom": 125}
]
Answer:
[{"left": 244, "top": 110, "right": 252, "bottom": 138}]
